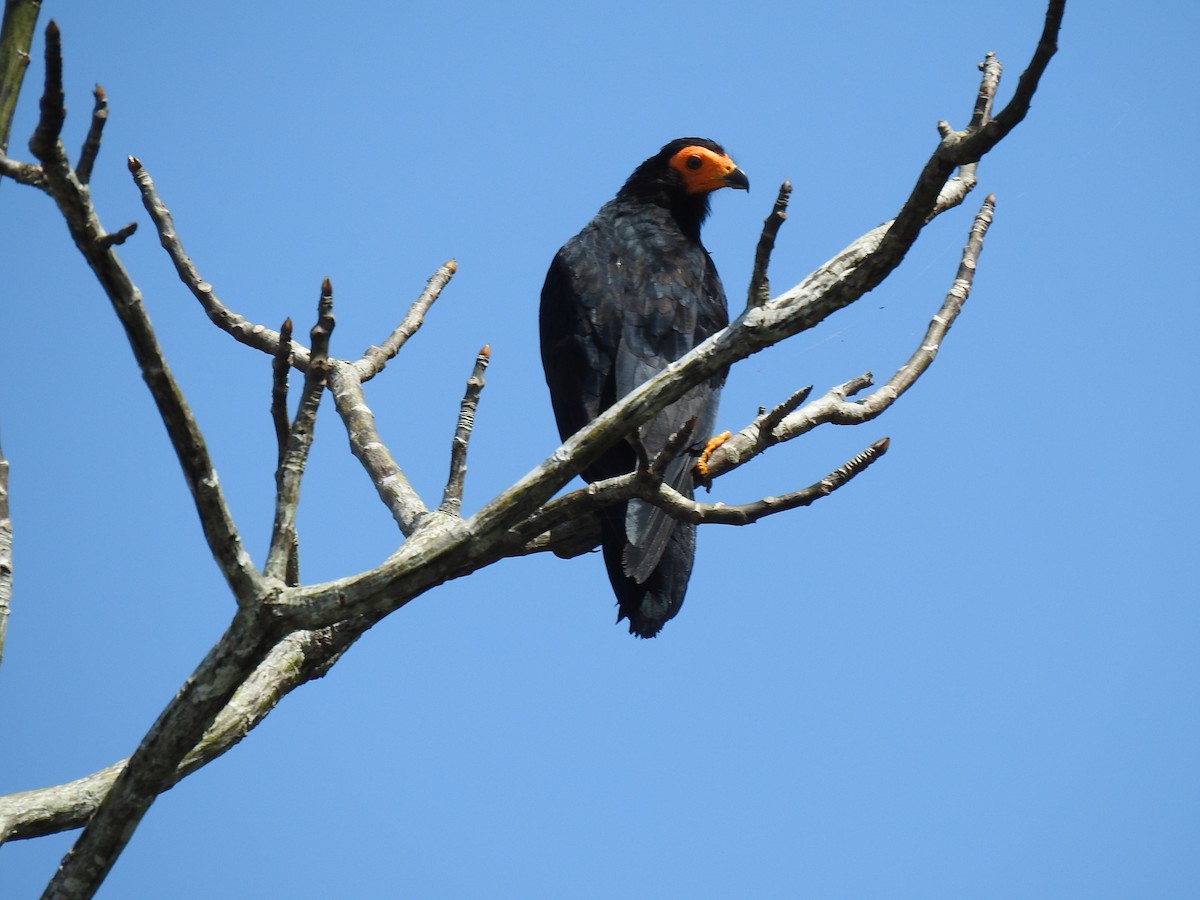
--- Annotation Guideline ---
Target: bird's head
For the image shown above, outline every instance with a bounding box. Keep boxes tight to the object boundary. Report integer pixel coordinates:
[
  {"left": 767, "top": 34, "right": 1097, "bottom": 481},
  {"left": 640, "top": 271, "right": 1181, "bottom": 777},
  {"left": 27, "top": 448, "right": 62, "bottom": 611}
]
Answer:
[{"left": 618, "top": 138, "right": 748, "bottom": 237}]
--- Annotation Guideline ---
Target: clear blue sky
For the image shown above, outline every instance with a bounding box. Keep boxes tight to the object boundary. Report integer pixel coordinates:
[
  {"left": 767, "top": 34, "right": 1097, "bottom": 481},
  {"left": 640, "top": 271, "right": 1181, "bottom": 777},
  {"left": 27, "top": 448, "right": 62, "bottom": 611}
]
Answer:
[{"left": 2, "top": 1, "right": 1197, "bottom": 897}]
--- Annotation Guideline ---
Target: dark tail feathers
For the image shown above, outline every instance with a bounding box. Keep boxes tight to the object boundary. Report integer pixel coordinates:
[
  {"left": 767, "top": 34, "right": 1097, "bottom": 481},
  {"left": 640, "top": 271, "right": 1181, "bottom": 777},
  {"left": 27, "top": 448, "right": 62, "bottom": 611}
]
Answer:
[{"left": 601, "top": 506, "right": 696, "bottom": 638}]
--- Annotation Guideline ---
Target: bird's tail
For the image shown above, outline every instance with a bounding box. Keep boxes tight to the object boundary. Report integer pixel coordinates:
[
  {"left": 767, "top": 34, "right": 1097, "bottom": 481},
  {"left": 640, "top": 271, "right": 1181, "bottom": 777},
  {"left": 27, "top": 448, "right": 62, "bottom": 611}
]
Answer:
[{"left": 601, "top": 504, "right": 696, "bottom": 639}]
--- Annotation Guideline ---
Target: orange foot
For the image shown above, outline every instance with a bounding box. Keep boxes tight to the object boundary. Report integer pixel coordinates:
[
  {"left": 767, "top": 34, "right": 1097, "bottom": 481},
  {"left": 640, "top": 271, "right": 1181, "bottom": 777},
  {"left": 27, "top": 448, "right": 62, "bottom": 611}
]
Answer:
[{"left": 695, "top": 430, "right": 732, "bottom": 484}]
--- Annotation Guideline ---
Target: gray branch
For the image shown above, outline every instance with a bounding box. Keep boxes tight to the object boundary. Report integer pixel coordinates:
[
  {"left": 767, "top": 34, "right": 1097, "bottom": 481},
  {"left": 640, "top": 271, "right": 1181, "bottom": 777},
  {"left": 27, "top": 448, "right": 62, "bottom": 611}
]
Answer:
[{"left": 438, "top": 346, "right": 491, "bottom": 516}]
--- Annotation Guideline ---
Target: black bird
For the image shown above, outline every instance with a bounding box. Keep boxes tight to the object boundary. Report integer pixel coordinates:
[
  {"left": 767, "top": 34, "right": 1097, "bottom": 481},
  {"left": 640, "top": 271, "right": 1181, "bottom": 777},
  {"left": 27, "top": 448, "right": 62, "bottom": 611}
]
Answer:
[{"left": 539, "top": 138, "right": 749, "bottom": 637}]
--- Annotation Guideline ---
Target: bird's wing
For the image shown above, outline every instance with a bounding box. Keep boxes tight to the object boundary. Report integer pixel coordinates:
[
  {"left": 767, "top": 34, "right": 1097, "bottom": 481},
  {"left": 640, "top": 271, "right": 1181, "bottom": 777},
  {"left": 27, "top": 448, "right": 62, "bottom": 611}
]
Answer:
[{"left": 540, "top": 206, "right": 728, "bottom": 580}]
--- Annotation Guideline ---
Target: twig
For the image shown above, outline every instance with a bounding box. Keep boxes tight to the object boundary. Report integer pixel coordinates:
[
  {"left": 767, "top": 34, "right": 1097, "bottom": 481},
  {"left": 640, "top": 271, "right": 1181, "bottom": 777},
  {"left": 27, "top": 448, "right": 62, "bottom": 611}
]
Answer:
[
  {"left": 129, "top": 157, "right": 313, "bottom": 370},
  {"left": 27, "top": 20, "right": 63, "bottom": 163},
  {"left": 270, "top": 318, "right": 298, "bottom": 585},
  {"left": 96, "top": 220, "right": 136, "bottom": 248},
  {"left": 634, "top": 437, "right": 891, "bottom": 525},
  {"left": 747, "top": 180, "right": 792, "bottom": 309},
  {"left": 271, "top": 319, "right": 294, "bottom": 465},
  {"left": 355, "top": 260, "right": 457, "bottom": 381},
  {"left": 265, "top": 283, "right": 334, "bottom": 584},
  {"left": 508, "top": 435, "right": 890, "bottom": 549},
  {"left": 75, "top": 84, "right": 106, "bottom": 185},
  {"left": 0, "top": 441, "right": 11, "bottom": 669},
  {"left": 438, "top": 345, "right": 491, "bottom": 516}
]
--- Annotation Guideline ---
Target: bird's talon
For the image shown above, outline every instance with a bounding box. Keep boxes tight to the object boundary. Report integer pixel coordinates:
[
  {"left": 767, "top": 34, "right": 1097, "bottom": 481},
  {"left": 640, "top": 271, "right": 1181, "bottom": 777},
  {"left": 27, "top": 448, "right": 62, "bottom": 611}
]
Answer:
[{"left": 695, "top": 430, "right": 732, "bottom": 482}]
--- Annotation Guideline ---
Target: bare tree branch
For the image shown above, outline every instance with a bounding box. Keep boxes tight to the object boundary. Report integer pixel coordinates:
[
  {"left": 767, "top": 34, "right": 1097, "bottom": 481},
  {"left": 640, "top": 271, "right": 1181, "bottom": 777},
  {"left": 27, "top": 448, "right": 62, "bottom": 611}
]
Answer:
[
  {"left": 355, "top": 260, "right": 458, "bottom": 381},
  {"left": 130, "top": 158, "right": 315, "bottom": 370},
  {"left": 506, "top": 434, "right": 890, "bottom": 550},
  {"left": 271, "top": 318, "right": 295, "bottom": 463},
  {"left": 74, "top": 83, "right": 105, "bottom": 185},
  {"left": 0, "top": 152, "right": 42, "bottom": 184},
  {"left": 26, "top": 18, "right": 62, "bottom": 163},
  {"left": 95, "top": 219, "right": 136, "bottom": 248},
  {"left": 747, "top": 180, "right": 792, "bottom": 309},
  {"left": 326, "top": 360, "right": 430, "bottom": 535},
  {"left": 265, "top": 282, "right": 334, "bottom": 584},
  {"left": 21, "top": 30, "right": 263, "bottom": 607},
  {"left": 270, "top": 318, "right": 300, "bottom": 585},
  {"left": 633, "top": 437, "right": 891, "bottom": 526},
  {"left": 135, "top": 156, "right": 458, "bottom": 381},
  {"left": 438, "top": 345, "right": 491, "bottom": 516}
]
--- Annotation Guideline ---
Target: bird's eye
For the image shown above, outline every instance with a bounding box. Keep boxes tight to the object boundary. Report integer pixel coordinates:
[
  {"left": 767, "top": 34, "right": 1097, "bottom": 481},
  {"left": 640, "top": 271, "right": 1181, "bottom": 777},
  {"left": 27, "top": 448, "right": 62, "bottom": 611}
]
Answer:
[{"left": 685, "top": 155, "right": 703, "bottom": 171}]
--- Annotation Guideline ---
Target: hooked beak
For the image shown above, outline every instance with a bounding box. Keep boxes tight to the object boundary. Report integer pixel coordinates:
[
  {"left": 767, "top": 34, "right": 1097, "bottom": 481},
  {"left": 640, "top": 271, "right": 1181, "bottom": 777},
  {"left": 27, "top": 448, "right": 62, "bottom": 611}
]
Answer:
[{"left": 722, "top": 167, "right": 750, "bottom": 191}]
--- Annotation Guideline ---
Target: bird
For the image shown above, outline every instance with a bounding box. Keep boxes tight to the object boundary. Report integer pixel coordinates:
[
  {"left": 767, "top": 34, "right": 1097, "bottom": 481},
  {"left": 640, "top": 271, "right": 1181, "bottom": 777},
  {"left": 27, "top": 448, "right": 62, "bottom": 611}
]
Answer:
[{"left": 539, "top": 137, "right": 749, "bottom": 637}]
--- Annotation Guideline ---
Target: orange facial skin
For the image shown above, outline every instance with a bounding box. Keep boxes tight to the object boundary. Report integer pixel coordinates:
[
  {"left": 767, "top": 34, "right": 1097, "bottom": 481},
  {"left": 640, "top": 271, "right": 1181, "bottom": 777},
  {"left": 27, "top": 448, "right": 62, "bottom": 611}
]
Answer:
[{"left": 668, "top": 145, "right": 750, "bottom": 195}]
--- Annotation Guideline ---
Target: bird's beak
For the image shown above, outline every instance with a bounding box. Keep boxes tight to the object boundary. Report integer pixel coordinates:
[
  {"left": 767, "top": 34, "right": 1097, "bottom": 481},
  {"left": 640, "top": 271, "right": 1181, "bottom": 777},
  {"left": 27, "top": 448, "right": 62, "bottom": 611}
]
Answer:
[{"left": 722, "top": 167, "right": 750, "bottom": 191}]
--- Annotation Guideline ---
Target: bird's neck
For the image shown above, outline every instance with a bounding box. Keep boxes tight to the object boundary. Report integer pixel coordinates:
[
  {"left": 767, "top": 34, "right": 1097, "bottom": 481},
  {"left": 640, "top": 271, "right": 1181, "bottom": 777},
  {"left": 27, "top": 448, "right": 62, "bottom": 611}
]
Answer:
[{"left": 615, "top": 189, "right": 710, "bottom": 242}]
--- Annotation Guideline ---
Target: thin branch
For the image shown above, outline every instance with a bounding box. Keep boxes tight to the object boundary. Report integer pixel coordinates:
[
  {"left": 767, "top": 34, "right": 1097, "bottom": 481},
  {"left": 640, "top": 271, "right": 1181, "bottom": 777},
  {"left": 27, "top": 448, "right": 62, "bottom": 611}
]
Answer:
[
  {"left": 27, "top": 19, "right": 62, "bottom": 163},
  {"left": 326, "top": 360, "right": 429, "bottom": 535},
  {"left": 0, "top": 441, "right": 11, "bottom": 668},
  {"left": 96, "top": 220, "right": 136, "bottom": 248},
  {"left": 985, "top": 0, "right": 1064, "bottom": 138},
  {"left": 265, "top": 283, "right": 334, "bottom": 584},
  {"left": 75, "top": 83, "right": 106, "bottom": 185},
  {"left": 355, "top": 260, "right": 457, "bottom": 381},
  {"left": 270, "top": 318, "right": 299, "bottom": 586},
  {"left": 0, "top": 0, "right": 41, "bottom": 162},
  {"left": 23, "top": 147, "right": 264, "bottom": 603},
  {"left": 135, "top": 158, "right": 457, "bottom": 380},
  {"left": 507, "top": 435, "right": 890, "bottom": 550},
  {"left": 438, "top": 345, "right": 490, "bottom": 516},
  {"left": 130, "top": 158, "right": 313, "bottom": 370},
  {"left": 747, "top": 180, "right": 792, "bottom": 309},
  {"left": 271, "top": 318, "right": 294, "bottom": 465},
  {"left": 634, "top": 437, "right": 891, "bottom": 526},
  {"left": 758, "top": 385, "right": 814, "bottom": 439}
]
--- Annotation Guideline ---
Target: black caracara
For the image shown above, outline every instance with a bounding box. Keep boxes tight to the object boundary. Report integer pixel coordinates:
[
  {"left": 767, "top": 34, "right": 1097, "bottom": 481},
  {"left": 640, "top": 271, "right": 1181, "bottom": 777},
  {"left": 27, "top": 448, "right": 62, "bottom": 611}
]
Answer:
[{"left": 540, "top": 138, "right": 748, "bottom": 637}]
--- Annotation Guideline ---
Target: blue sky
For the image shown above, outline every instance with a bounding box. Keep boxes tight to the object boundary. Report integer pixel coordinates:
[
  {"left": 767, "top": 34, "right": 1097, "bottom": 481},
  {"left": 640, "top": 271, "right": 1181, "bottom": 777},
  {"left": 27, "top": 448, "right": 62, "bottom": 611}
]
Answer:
[{"left": 2, "top": 1, "right": 1197, "bottom": 897}]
